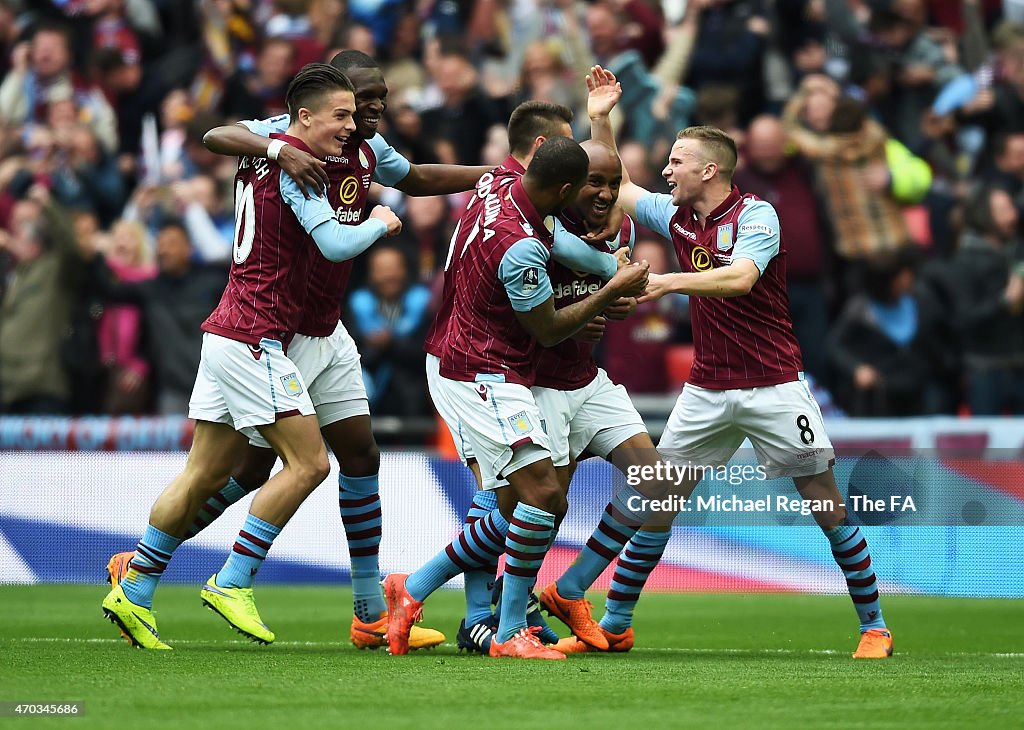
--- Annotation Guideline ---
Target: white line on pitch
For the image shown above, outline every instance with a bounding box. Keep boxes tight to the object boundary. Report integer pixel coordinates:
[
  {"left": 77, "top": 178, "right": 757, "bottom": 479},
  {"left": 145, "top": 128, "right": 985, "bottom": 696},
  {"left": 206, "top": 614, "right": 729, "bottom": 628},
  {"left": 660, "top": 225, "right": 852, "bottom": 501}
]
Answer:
[{"left": 3, "top": 637, "right": 1022, "bottom": 658}]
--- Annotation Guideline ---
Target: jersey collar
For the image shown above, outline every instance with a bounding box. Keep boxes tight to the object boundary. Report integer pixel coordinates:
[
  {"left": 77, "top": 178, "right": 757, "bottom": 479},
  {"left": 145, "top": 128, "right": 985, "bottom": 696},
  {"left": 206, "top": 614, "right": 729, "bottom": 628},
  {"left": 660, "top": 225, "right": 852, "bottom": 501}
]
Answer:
[
  {"left": 509, "top": 178, "right": 553, "bottom": 243},
  {"left": 503, "top": 154, "right": 527, "bottom": 176},
  {"left": 272, "top": 132, "right": 315, "bottom": 156},
  {"left": 695, "top": 185, "right": 743, "bottom": 224}
]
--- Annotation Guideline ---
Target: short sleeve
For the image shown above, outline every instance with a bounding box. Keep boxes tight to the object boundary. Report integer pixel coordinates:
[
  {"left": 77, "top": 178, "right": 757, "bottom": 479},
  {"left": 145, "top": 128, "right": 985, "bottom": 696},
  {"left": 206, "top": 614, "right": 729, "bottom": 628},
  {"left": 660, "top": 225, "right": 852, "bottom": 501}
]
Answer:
[
  {"left": 624, "top": 213, "right": 636, "bottom": 251},
  {"left": 367, "top": 134, "right": 412, "bottom": 186},
  {"left": 498, "top": 238, "right": 554, "bottom": 312},
  {"left": 239, "top": 114, "right": 290, "bottom": 138},
  {"left": 733, "top": 200, "right": 781, "bottom": 274},
  {"left": 634, "top": 193, "right": 677, "bottom": 240},
  {"left": 279, "top": 171, "right": 336, "bottom": 233}
]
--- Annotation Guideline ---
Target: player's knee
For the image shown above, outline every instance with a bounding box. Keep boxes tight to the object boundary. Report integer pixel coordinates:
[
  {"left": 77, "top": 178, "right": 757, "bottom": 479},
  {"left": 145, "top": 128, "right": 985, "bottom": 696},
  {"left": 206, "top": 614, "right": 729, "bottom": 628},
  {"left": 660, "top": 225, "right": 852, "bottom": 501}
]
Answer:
[
  {"left": 338, "top": 440, "right": 380, "bottom": 477},
  {"left": 817, "top": 503, "right": 847, "bottom": 531},
  {"left": 292, "top": 450, "right": 331, "bottom": 490},
  {"left": 518, "top": 465, "right": 565, "bottom": 517}
]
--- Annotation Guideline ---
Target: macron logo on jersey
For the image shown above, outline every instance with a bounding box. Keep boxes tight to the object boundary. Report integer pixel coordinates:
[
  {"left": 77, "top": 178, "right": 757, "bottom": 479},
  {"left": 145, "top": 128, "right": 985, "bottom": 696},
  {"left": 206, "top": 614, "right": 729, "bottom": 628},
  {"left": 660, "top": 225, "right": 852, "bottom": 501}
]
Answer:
[{"left": 673, "top": 223, "right": 697, "bottom": 240}]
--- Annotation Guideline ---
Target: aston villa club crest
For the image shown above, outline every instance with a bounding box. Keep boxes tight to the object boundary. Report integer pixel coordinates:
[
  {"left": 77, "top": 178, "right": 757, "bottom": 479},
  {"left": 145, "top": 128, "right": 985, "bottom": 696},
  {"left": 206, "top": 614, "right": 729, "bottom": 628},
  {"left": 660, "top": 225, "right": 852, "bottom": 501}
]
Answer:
[
  {"left": 717, "top": 223, "right": 734, "bottom": 252},
  {"left": 508, "top": 411, "right": 534, "bottom": 436},
  {"left": 280, "top": 373, "right": 303, "bottom": 396},
  {"left": 358, "top": 148, "right": 370, "bottom": 169}
]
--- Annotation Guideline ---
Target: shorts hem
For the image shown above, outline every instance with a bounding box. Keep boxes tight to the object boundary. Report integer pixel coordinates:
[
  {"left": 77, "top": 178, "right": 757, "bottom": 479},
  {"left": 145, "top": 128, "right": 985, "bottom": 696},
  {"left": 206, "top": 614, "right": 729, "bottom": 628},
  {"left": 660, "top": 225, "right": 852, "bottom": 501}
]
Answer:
[{"left": 576, "top": 423, "right": 648, "bottom": 460}]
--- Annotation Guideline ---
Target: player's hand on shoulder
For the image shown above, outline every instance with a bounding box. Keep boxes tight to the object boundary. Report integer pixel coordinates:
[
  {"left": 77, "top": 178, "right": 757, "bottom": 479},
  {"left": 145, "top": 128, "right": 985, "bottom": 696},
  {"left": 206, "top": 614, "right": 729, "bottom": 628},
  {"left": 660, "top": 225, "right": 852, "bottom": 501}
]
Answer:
[
  {"left": 611, "top": 259, "right": 649, "bottom": 298},
  {"left": 586, "top": 65, "right": 622, "bottom": 119},
  {"left": 278, "top": 144, "right": 329, "bottom": 199},
  {"left": 604, "top": 296, "right": 637, "bottom": 321},
  {"left": 584, "top": 204, "right": 624, "bottom": 242},
  {"left": 573, "top": 316, "right": 607, "bottom": 344},
  {"left": 370, "top": 205, "right": 403, "bottom": 236}
]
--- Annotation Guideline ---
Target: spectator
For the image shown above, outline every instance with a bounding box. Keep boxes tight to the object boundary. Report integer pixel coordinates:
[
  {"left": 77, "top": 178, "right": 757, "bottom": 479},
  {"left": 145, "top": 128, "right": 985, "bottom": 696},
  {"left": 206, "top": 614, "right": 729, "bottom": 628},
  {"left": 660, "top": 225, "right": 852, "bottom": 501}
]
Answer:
[
  {"left": 784, "top": 82, "right": 927, "bottom": 293},
  {"left": 98, "top": 219, "right": 156, "bottom": 414},
  {"left": 92, "top": 45, "right": 169, "bottom": 158},
  {"left": 987, "top": 131, "right": 1024, "bottom": 201},
  {"left": 0, "top": 191, "right": 90, "bottom": 414},
  {"left": 174, "top": 174, "right": 233, "bottom": 263},
  {"left": 869, "top": 4, "right": 964, "bottom": 150},
  {"left": 219, "top": 36, "right": 294, "bottom": 120},
  {"left": 952, "top": 185, "right": 1024, "bottom": 414},
  {"left": 347, "top": 245, "right": 433, "bottom": 419},
  {"left": 420, "top": 45, "right": 510, "bottom": 165},
  {"left": 0, "top": 23, "right": 117, "bottom": 152},
  {"left": 828, "top": 249, "right": 952, "bottom": 416},
  {"left": 683, "top": 0, "right": 770, "bottom": 125}
]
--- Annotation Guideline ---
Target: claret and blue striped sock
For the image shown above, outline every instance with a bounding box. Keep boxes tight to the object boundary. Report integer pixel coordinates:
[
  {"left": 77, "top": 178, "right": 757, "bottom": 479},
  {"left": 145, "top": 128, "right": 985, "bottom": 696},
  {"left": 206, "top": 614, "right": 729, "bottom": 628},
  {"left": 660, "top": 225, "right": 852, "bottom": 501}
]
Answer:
[
  {"left": 463, "top": 490, "right": 500, "bottom": 625},
  {"left": 339, "top": 473, "right": 387, "bottom": 622},
  {"left": 825, "top": 520, "right": 886, "bottom": 631},
  {"left": 216, "top": 514, "right": 281, "bottom": 589},
  {"left": 557, "top": 499, "right": 642, "bottom": 600},
  {"left": 185, "top": 477, "right": 255, "bottom": 539},
  {"left": 497, "top": 503, "right": 556, "bottom": 643},
  {"left": 405, "top": 506, "right": 510, "bottom": 603},
  {"left": 121, "top": 524, "right": 182, "bottom": 609},
  {"left": 600, "top": 529, "right": 671, "bottom": 634}
]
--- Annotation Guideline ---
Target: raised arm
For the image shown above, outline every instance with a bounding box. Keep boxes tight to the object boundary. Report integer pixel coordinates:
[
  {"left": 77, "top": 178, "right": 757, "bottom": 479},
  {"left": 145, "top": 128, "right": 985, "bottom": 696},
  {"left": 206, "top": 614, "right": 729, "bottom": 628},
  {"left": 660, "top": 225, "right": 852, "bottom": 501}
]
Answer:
[
  {"left": 204, "top": 122, "right": 329, "bottom": 198},
  {"left": 586, "top": 65, "right": 649, "bottom": 217}
]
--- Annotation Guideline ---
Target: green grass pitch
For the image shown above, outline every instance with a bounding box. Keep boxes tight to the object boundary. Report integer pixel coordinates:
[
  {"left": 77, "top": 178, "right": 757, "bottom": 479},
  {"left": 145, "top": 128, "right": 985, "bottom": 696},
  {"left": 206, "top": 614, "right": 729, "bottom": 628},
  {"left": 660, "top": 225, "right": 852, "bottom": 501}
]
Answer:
[{"left": 1, "top": 585, "right": 1022, "bottom": 729}]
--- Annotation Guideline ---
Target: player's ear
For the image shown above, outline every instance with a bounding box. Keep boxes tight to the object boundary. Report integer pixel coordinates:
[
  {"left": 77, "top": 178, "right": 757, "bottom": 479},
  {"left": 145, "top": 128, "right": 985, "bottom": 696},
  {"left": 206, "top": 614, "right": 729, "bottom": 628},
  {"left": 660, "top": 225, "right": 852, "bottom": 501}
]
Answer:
[
  {"left": 298, "top": 107, "right": 313, "bottom": 128},
  {"left": 702, "top": 161, "right": 718, "bottom": 182}
]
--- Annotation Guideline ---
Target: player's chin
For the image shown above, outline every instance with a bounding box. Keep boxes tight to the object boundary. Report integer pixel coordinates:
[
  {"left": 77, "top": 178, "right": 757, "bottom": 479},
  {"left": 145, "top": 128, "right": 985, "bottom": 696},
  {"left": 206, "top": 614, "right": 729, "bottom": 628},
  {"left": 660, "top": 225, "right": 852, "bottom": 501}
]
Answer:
[
  {"left": 587, "top": 202, "right": 611, "bottom": 227},
  {"left": 357, "top": 118, "right": 379, "bottom": 137}
]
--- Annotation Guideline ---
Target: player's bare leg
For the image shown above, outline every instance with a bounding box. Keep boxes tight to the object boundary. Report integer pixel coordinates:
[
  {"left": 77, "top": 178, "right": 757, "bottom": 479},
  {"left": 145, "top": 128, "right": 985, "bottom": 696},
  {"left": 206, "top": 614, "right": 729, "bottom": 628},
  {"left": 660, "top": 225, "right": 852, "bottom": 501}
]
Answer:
[
  {"left": 795, "top": 469, "right": 892, "bottom": 658},
  {"left": 200, "top": 414, "right": 329, "bottom": 643},
  {"left": 102, "top": 421, "right": 248, "bottom": 649}
]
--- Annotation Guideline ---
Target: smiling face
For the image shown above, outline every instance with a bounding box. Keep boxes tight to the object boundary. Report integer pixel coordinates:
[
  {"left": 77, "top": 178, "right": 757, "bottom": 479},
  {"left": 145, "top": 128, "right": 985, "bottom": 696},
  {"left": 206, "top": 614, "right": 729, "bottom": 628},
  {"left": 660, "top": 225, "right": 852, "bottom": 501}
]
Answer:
[
  {"left": 575, "top": 143, "right": 622, "bottom": 230},
  {"left": 342, "top": 66, "right": 388, "bottom": 139},
  {"left": 299, "top": 88, "right": 358, "bottom": 157},
  {"left": 662, "top": 138, "right": 714, "bottom": 207}
]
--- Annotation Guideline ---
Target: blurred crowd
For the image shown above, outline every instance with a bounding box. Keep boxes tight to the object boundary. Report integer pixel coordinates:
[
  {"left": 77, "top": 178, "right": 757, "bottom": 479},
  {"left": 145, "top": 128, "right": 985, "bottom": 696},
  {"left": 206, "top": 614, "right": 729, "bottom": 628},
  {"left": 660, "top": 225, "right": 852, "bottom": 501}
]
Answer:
[{"left": 3, "top": 0, "right": 1024, "bottom": 430}]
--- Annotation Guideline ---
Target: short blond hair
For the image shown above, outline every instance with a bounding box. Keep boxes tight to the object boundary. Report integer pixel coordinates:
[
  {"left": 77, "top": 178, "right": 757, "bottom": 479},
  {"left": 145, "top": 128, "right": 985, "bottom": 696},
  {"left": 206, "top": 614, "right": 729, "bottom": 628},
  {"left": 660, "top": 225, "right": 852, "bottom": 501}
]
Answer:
[{"left": 677, "top": 126, "right": 738, "bottom": 179}]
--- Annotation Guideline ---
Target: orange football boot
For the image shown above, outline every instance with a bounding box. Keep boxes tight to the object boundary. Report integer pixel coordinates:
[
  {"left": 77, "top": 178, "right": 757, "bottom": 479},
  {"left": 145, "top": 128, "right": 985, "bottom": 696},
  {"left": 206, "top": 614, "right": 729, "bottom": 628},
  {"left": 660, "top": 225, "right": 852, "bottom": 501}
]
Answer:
[
  {"left": 853, "top": 629, "right": 893, "bottom": 659},
  {"left": 538, "top": 583, "right": 609, "bottom": 650},
  {"left": 382, "top": 574, "right": 423, "bottom": 655},
  {"left": 489, "top": 627, "right": 566, "bottom": 660}
]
